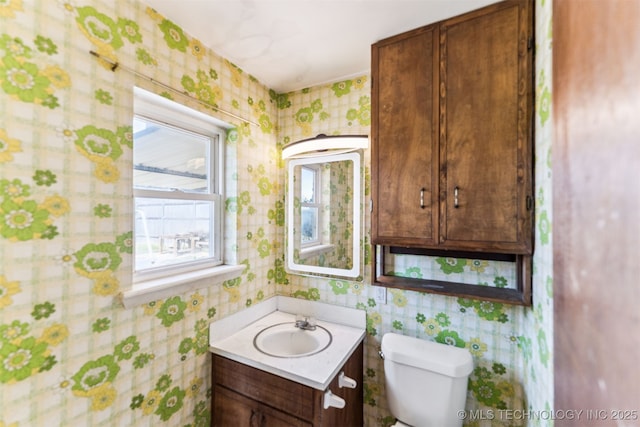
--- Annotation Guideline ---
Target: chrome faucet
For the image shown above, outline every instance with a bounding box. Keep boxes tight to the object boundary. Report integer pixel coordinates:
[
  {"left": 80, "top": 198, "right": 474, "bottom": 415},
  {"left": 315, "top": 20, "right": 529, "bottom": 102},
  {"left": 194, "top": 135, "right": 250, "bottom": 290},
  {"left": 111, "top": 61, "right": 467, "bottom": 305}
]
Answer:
[{"left": 295, "top": 315, "right": 317, "bottom": 331}]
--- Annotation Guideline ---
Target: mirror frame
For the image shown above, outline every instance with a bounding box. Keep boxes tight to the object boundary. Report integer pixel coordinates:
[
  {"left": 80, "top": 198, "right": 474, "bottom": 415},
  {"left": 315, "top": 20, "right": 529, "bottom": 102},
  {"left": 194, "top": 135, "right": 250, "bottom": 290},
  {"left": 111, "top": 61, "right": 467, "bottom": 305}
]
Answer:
[{"left": 286, "top": 151, "right": 362, "bottom": 279}]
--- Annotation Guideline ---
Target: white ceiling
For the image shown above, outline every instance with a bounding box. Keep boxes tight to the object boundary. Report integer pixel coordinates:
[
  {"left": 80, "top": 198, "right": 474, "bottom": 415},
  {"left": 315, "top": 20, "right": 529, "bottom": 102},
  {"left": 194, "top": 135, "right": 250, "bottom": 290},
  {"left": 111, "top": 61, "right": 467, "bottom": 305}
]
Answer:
[{"left": 144, "top": 0, "right": 501, "bottom": 93}]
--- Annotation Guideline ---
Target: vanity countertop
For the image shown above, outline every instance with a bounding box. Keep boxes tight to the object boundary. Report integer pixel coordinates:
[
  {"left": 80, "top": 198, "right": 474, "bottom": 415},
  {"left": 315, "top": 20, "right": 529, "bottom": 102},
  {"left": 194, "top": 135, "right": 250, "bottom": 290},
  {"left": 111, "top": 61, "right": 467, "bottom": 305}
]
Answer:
[{"left": 209, "top": 296, "right": 366, "bottom": 390}]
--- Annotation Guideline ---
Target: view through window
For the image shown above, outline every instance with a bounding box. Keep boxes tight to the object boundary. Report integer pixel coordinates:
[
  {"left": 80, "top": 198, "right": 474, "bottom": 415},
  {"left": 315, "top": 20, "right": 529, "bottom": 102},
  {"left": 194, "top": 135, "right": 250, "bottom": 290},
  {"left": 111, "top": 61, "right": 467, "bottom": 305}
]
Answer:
[{"left": 133, "top": 89, "right": 224, "bottom": 277}]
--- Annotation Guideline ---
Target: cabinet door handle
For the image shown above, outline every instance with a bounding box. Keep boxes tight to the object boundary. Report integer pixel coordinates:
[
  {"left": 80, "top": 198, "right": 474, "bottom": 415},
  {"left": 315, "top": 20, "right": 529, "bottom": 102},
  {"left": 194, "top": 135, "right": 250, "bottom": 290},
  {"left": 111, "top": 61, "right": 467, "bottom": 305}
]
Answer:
[
  {"left": 420, "top": 188, "right": 426, "bottom": 209},
  {"left": 454, "top": 186, "right": 460, "bottom": 208}
]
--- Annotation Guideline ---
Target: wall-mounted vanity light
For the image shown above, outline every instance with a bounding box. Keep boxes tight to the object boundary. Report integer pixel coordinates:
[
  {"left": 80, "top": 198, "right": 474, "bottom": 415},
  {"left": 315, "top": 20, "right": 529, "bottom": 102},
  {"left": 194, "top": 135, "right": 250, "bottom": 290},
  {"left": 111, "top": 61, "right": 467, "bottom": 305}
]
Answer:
[{"left": 282, "top": 134, "right": 369, "bottom": 159}]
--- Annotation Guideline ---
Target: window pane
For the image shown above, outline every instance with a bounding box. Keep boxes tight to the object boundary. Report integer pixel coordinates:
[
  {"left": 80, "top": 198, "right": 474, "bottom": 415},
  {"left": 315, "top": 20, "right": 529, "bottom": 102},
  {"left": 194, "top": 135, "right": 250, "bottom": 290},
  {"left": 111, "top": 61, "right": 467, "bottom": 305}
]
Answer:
[
  {"left": 301, "top": 166, "right": 316, "bottom": 203},
  {"left": 134, "top": 197, "right": 214, "bottom": 271},
  {"left": 301, "top": 206, "right": 318, "bottom": 243},
  {"left": 133, "top": 116, "right": 210, "bottom": 193}
]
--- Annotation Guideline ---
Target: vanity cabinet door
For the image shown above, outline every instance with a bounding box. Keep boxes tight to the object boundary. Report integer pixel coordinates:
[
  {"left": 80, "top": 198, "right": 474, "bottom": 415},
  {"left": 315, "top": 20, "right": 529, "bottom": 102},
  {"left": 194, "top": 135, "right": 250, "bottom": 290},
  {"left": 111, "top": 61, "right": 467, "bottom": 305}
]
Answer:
[
  {"left": 212, "top": 355, "right": 316, "bottom": 423},
  {"left": 320, "top": 342, "right": 363, "bottom": 426},
  {"left": 213, "top": 386, "right": 311, "bottom": 427},
  {"left": 439, "top": 0, "right": 534, "bottom": 254},
  {"left": 371, "top": 25, "right": 439, "bottom": 247},
  {"left": 211, "top": 342, "right": 364, "bottom": 427}
]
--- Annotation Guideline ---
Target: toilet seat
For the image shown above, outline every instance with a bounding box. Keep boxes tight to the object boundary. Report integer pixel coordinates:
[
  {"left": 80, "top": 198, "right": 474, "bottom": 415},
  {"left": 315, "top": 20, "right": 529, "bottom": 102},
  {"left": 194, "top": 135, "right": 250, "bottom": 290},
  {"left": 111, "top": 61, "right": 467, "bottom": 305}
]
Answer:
[{"left": 391, "top": 420, "right": 412, "bottom": 427}]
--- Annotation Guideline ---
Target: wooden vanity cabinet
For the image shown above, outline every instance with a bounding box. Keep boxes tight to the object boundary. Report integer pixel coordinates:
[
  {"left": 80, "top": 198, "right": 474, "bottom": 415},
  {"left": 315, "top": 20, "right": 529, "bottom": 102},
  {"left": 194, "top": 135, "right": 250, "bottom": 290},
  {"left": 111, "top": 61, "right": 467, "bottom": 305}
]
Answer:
[
  {"left": 211, "top": 343, "right": 363, "bottom": 427},
  {"left": 371, "top": 0, "right": 534, "bottom": 255}
]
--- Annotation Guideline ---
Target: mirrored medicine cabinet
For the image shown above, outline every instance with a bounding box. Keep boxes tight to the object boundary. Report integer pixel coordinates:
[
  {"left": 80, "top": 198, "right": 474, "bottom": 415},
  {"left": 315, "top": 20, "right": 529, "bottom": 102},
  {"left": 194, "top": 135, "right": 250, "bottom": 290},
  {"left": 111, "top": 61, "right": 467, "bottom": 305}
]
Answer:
[{"left": 283, "top": 135, "right": 367, "bottom": 281}]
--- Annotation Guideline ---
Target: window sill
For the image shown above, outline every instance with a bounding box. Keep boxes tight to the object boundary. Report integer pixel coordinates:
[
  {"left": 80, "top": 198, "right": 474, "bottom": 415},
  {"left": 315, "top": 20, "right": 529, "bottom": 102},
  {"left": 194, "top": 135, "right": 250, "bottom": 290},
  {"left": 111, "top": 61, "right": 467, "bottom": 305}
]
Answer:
[
  {"left": 299, "top": 244, "right": 335, "bottom": 260},
  {"left": 119, "top": 264, "right": 244, "bottom": 309}
]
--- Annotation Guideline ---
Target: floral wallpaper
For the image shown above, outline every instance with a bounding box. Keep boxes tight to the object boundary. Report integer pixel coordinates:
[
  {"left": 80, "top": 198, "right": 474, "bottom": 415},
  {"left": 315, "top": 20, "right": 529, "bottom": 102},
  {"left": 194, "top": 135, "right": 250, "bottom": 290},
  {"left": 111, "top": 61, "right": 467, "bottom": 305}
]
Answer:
[
  {"left": 1, "top": 0, "right": 280, "bottom": 425},
  {"left": 0, "top": 1, "right": 553, "bottom": 427}
]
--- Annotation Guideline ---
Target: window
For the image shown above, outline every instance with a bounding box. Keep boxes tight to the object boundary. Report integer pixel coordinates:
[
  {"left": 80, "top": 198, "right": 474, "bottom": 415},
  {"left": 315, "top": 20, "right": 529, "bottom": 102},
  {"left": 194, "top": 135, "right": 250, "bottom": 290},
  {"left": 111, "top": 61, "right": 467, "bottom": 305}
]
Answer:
[
  {"left": 120, "top": 88, "right": 243, "bottom": 308},
  {"left": 300, "top": 165, "right": 321, "bottom": 247},
  {"left": 133, "top": 88, "right": 223, "bottom": 280}
]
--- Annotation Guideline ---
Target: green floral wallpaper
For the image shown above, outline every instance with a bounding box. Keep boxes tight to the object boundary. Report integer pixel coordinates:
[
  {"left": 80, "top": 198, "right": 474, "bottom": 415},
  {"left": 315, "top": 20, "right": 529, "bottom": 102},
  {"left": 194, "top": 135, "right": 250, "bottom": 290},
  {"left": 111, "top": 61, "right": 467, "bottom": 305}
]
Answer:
[
  {"left": 0, "top": 0, "right": 552, "bottom": 426},
  {"left": 1, "top": 0, "right": 280, "bottom": 425}
]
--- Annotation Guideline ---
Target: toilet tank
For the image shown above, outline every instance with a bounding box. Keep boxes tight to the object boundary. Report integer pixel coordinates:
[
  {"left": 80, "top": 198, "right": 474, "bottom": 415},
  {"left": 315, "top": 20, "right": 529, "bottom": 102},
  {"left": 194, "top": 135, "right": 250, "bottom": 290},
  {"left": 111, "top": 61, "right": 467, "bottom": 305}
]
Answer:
[{"left": 381, "top": 333, "right": 473, "bottom": 427}]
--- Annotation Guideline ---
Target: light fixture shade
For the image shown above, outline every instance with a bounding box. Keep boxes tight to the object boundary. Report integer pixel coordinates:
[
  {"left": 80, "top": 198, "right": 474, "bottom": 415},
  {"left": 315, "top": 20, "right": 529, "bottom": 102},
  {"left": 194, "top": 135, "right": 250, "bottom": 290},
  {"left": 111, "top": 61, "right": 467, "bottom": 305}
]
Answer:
[{"left": 282, "top": 134, "right": 368, "bottom": 159}]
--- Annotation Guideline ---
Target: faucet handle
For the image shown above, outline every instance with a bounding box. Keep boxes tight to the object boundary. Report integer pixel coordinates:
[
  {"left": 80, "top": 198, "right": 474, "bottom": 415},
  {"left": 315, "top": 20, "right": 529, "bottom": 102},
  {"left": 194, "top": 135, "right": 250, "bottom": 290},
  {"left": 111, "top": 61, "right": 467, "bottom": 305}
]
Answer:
[{"left": 294, "top": 314, "right": 317, "bottom": 330}]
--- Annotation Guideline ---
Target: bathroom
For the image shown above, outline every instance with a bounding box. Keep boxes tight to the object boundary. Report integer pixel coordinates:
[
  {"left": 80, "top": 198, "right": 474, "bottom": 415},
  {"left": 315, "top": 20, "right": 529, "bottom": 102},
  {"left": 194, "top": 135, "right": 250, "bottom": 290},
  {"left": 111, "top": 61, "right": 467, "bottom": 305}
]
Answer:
[{"left": 1, "top": 1, "right": 554, "bottom": 426}]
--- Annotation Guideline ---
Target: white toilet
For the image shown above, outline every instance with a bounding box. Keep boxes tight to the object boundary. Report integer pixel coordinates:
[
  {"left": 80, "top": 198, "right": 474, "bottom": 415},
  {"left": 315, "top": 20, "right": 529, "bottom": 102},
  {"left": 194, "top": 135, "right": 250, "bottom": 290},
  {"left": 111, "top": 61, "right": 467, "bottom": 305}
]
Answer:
[{"left": 381, "top": 332, "right": 474, "bottom": 427}]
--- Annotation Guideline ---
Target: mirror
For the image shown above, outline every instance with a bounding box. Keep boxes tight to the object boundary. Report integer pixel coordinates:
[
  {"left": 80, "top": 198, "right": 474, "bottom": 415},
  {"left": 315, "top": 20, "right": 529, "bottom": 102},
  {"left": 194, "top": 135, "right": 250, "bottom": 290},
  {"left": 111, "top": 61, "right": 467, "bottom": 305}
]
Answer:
[{"left": 286, "top": 151, "right": 362, "bottom": 280}]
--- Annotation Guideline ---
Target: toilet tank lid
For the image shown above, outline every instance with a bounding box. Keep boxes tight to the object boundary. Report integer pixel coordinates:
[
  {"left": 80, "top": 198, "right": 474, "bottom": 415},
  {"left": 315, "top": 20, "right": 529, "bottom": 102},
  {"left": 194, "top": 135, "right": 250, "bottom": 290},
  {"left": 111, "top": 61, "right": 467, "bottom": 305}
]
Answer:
[{"left": 381, "top": 333, "right": 473, "bottom": 378}]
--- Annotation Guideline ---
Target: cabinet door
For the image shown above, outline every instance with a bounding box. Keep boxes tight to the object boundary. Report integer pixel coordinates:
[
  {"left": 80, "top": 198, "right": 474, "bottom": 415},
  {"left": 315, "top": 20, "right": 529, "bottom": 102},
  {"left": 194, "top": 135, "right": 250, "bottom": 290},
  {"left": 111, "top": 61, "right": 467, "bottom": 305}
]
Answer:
[
  {"left": 213, "top": 386, "right": 311, "bottom": 427},
  {"left": 439, "top": 0, "right": 533, "bottom": 254},
  {"left": 371, "top": 26, "right": 439, "bottom": 247},
  {"left": 317, "top": 343, "right": 363, "bottom": 426}
]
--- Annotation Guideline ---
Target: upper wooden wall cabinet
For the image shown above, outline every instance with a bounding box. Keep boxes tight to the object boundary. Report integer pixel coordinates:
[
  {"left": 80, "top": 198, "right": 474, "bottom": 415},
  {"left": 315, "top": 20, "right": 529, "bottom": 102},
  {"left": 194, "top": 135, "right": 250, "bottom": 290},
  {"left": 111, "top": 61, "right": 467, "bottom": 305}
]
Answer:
[{"left": 372, "top": 0, "right": 534, "bottom": 254}]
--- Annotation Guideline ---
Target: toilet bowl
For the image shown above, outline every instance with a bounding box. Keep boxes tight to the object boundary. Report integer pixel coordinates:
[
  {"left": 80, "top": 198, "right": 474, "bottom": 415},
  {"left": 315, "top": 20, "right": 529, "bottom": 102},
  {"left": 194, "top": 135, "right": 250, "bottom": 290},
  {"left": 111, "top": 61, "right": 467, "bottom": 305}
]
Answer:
[{"left": 381, "top": 332, "right": 473, "bottom": 427}]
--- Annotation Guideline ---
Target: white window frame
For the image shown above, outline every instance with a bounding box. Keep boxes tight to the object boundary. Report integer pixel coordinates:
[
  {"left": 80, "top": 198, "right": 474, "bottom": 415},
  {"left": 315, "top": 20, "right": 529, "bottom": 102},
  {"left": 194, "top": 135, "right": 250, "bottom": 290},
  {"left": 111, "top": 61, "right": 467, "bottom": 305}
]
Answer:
[
  {"left": 121, "top": 87, "right": 243, "bottom": 308},
  {"left": 132, "top": 117, "right": 222, "bottom": 275},
  {"left": 300, "top": 164, "right": 322, "bottom": 248}
]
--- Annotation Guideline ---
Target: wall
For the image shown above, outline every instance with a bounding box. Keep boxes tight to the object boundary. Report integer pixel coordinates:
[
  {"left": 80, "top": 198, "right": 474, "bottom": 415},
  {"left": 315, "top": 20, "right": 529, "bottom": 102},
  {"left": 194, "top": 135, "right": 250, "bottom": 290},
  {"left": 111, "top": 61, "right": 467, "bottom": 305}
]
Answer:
[
  {"left": 277, "top": 1, "right": 554, "bottom": 426},
  {"left": 0, "top": 1, "right": 281, "bottom": 425},
  {"left": 0, "top": 1, "right": 552, "bottom": 426}
]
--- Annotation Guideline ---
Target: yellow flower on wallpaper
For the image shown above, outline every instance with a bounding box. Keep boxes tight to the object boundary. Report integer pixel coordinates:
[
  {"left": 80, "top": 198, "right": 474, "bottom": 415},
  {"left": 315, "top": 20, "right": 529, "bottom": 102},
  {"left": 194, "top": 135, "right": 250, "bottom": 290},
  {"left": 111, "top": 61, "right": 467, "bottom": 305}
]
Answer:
[
  {"left": 41, "top": 65, "right": 71, "bottom": 89},
  {"left": 0, "top": 0, "right": 22, "bottom": 18},
  {"left": 496, "top": 379, "right": 515, "bottom": 397},
  {"left": 353, "top": 76, "right": 368, "bottom": 89},
  {"left": 39, "top": 323, "right": 69, "bottom": 346},
  {"left": 466, "top": 337, "right": 488, "bottom": 357},
  {"left": 0, "top": 276, "right": 21, "bottom": 308},
  {"left": 225, "top": 60, "right": 243, "bottom": 88},
  {"left": 368, "top": 311, "right": 382, "bottom": 326},
  {"left": 92, "top": 272, "right": 120, "bottom": 296},
  {"left": 186, "top": 376, "right": 203, "bottom": 397},
  {"left": 389, "top": 289, "right": 408, "bottom": 307},
  {"left": 423, "top": 319, "right": 441, "bottom": 336},
  {"left": 142, "top": 389, "right": 162, "bottom": 415},
  {"left": 93, "top": 159, "right": 120, "bottom": 183},
  {"left": 40, "top": 195, "right": 70, "bottom": 217},
  {"left": 225, "top": 287, "right": 241, "bottom": 303},
  {"left": 188, "top": 292, "right": 203, "bottom": 312},
  {"left": 297, "top": 122, "right": 312, "bottom": 136},
  {"left": 468, "top": 259, "right": 489, "bottom": 273},
  {"left": 145, "top": 6, "right": 163, "bottom": 22},
  {"left": 143, "top": 300, "right": 162, "bottom": 315},
  {"left": 350, "top": 282, "right": 364, "bottom": 295},
  {"left": 0, "top": 129, "right": 22, "bottom": 163},
  {"left": 189, "top": 38, "right": 206, "bottom": 60},
  {"left": 88, "top": 383, "right": 117, "bottom": 411}
]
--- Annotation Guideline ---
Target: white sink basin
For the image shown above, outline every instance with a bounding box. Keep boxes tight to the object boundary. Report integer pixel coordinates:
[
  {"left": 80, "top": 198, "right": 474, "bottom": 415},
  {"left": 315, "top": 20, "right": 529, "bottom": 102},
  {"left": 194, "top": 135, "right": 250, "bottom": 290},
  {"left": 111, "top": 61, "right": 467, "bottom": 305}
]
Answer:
[{"left": 253, "top": 322, "right": 332, "bottom": 358}]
